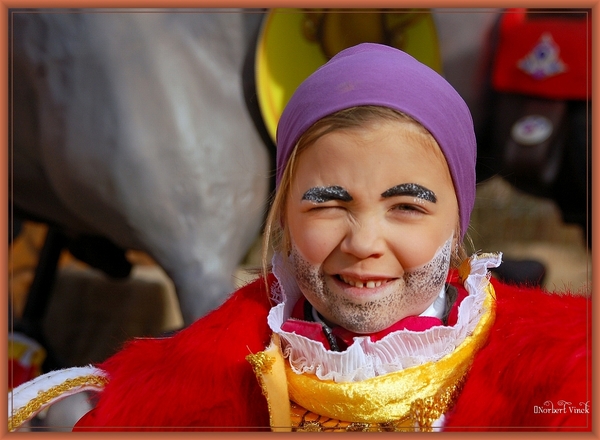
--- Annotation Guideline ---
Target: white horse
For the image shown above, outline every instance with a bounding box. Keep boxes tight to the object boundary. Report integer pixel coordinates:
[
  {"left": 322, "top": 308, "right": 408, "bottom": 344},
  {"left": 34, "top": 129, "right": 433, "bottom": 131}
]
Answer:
[{"left": 11, "top": 10, "right": 271, "bottom": 326}]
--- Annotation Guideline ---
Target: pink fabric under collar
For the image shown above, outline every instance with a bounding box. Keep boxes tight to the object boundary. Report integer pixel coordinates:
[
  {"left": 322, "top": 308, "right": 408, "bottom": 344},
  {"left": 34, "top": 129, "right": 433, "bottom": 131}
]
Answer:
[{"left": 281, "top": 283, "right": 468, "bottom": 351}]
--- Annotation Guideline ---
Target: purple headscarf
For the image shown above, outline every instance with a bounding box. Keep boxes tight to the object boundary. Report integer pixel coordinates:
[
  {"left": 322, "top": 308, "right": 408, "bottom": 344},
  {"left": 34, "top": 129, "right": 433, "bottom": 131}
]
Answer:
[{"left": 275, "top": 43, "right": 476, "bottom": 239}]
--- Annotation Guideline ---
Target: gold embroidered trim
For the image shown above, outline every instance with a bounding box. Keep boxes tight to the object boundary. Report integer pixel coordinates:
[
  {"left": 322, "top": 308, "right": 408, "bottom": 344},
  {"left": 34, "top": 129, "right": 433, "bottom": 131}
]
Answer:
[
  {"left": 290, "top": 401, "right": 418, "bottom": 432},
  {"left": 8, "top": 374, "right": 108, "bottom": 432},
  {"left": 246, "top": 351, "right": 275, "bottom": 376},
  {"left": 410, "top": 373, "right": 466, "bottom": 431},
  {"left": 246, "top": 335, "right": 292, "bottom": 431},
  {"left": 289, "top": 372, "right": 466, "bottom": 432},
  {"left": 246, "top": 352, "right": 275, "bottom": 427}
]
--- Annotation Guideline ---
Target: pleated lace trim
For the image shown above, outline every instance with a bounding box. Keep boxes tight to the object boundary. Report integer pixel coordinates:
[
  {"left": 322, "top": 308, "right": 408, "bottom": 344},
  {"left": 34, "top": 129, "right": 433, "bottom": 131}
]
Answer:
[{"left": 267, "top": 252, "right": 502, "bottom": 383}]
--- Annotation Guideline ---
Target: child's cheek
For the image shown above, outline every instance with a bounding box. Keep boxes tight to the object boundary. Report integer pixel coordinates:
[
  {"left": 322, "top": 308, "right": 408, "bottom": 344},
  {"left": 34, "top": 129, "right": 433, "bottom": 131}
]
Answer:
[
  {"left": 397, "top": 237, "right": 443, "bottom": 271},
  {"left": 391, "top": 222, "right": 455, "bottom": 271},
  {"left": 290, "top": 220, "right": 344, "bottom": 265}
]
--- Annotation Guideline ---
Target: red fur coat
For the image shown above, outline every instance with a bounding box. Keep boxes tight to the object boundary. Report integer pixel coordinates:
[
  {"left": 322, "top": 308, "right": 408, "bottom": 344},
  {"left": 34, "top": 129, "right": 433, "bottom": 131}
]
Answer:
[{"left": 74, "top": 275, "right": 591, "bottom": 431}]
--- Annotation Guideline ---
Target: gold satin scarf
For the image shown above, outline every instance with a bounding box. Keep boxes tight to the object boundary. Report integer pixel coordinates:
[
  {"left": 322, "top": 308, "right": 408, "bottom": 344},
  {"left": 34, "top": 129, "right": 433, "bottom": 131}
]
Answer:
[{"left": 247, "top": 266, "right": 496, "bottom": 432}]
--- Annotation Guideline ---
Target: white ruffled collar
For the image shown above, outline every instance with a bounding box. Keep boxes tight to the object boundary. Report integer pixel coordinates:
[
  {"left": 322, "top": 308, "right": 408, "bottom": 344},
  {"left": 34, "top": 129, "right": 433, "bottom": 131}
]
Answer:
[{"left": 267, "top": 252, "right": 502, "bottom": 383}]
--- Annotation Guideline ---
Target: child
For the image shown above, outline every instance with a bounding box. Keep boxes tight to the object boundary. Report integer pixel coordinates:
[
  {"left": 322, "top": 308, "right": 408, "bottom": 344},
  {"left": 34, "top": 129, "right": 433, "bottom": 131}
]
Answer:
[{"left": 9, "top": 43, "right": 590, "bottom": 432}]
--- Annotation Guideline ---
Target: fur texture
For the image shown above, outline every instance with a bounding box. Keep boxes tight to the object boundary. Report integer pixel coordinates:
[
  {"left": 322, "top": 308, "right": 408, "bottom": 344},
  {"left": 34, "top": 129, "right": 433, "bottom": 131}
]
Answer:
[
  {"left": 75, "top": 275, "right": 590, "bottom": 431},
  {"left": 75, "top": 276, "right": 274, "bottom": 431},
  {"left": 445, "top": 278, "right": 591, "bottom": 431}
]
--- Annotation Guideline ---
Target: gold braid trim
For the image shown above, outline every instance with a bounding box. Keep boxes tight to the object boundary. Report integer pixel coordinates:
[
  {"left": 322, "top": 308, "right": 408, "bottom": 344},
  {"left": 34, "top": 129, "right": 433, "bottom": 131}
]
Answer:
[
  {"left": 8, "top": 374, "right": 108, "bottom": 432},
  {"left": 246, "top": 351, "right": 276, "bottom": 427},
  {"left": 410, "top": 372, "right": 467, "bottom": 432},
  {"left": 246, "top": 351, "right": 275, "bottom": 376},
  {"left": 289, "top": 372, "right": 467, "bottom": 432},
  {"left": 290, "top": 400, "right": 416, "bottom": 432}
]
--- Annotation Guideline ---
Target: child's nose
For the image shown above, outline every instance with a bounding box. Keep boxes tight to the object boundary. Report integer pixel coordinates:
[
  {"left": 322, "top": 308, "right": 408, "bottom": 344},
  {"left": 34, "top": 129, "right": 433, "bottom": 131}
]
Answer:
[{"left": 339, "top": 218, "right": 386, "bottom": 259}]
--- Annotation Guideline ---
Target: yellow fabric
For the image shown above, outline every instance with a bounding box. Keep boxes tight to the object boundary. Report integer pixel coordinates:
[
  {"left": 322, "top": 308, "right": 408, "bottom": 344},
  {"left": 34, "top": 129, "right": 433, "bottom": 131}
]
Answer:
[
  {"left": 286, "top": 283, "right": 495, "bottom": 427},
  {"left": 255, "top": 9, "right": 442, "bottom": 143},
  {"left": 8, "top": 340, "right": 46, "bottom": 371},
  {"left": 249, "top": 280, "right": 496, "bottom": 432},
  {"left": 289, "top": 401, "right": 415, "bottom": 432},
  {"left": 246, "top": 334, "right": 292, "bottom": 432}
]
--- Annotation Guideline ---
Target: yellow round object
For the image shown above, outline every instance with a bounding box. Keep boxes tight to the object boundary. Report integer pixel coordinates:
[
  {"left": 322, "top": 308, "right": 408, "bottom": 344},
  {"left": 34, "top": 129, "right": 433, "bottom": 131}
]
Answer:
[{"left": 255, "top": 9, "right": 443, "bottom": 143}]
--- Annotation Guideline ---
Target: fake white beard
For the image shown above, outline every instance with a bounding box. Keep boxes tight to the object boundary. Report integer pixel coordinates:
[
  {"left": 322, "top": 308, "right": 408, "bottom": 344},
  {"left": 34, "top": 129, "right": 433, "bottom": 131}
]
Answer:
[
  {"left": 286, "top": 235, "right": 454, "bottom": 333},
  {"left": 267, "top": 249, "right": 502, "bottom": 383}
]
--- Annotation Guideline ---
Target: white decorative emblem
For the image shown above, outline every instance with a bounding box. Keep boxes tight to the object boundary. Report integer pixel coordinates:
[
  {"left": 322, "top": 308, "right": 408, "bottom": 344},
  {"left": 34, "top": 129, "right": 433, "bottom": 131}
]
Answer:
[
  {"left": 511, "top": 115, "right": 553, "bottom": 145},
  {"left": 518, "top": 33, "right": 567, "bottom": 80}
]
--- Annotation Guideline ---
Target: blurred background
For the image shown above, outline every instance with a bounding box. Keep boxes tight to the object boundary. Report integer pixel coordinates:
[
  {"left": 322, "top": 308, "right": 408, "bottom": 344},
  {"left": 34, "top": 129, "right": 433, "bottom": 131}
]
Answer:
[{"left": 9, "top": 8, "right": 590, "bottom": 395}]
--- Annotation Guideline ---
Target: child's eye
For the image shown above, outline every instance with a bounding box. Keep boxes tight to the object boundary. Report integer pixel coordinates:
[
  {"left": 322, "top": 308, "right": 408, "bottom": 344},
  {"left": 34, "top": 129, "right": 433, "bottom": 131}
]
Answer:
[
  {"left": 391, "top": 204, "right": 426, "bottom": 214},
  {"left": 301, "top": 200, "right": 348, "bottom": 216},
  {"left": 309, "top": 205, "right": 345, "bottom": 212}
]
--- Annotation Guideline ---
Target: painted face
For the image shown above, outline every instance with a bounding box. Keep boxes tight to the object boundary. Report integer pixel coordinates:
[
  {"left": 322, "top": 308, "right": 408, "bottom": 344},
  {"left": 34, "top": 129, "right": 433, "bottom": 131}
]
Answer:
[{"left": 284, "top": 119, "right": 459, "bottom": 334}]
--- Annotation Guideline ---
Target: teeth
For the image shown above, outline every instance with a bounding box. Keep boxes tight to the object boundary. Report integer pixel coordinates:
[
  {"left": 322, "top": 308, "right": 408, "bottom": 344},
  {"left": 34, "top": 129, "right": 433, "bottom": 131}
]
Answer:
[{"left": 340, "top": 276, "right": 384, "bottom": 288}]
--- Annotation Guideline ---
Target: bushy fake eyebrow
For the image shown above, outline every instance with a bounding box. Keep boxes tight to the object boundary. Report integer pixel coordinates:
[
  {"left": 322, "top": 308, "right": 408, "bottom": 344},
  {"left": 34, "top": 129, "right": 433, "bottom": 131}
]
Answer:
[
  {"left": 381, "top": 183, "right": 437, "bottom": 203},
  {"left": 302, "top": 186, "right": 353, "bottom": 203}
]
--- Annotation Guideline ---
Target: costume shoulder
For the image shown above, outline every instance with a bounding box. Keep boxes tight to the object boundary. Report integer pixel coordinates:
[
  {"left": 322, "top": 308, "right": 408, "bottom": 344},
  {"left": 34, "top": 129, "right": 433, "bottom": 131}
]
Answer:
[
  {"left": 76, "top": 276, "right": 274, "bottom": 431},
  {"left": 445, "top": 278, "right": 591, "bottom": 431},
  {"left": 8, "top": 366, "right": 107, "bottom": 431}
]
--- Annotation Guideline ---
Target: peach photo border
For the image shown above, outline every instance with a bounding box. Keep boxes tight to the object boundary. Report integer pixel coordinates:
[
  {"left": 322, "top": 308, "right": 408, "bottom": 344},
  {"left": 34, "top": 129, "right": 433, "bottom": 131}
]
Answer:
[{"left": 1, "top": 1, "right": 597, "bottom": 438}]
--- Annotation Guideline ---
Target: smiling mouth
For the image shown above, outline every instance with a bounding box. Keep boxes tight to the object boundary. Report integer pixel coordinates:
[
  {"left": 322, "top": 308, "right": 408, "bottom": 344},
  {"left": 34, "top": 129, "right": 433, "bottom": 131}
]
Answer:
[{"left": 337, "top": 274, "right": 394, "bottom": 289}]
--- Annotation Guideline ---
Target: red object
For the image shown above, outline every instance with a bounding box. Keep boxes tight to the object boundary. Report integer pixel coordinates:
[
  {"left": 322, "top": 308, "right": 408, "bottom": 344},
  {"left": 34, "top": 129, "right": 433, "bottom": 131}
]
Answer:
[
  {"left": 76, "top": 276, "right": 275, "bottom": 431},
  {"left": 444, "top": 277, "right": 592, "bottom": 431},
  {"left": 8, "top": 333, "right": 46, "bottom": 390},
  {"left": 281, "top": 319, "right": 331, "bottom": 347},
  {"left": 9, "top": 360, "right": 38, "bottom": 389},
  {"left": 74, "top": 273, "right": 591, "bottom": 431},
  {"left": 491, "top": 8, "right": 591, "bottom": 100}
]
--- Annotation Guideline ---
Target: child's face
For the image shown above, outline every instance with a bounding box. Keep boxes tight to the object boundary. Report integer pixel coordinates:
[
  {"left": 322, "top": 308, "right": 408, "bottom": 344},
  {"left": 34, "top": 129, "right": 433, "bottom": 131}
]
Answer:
[{"left": 284, "top": 119, "right": 459, "bottom": 334}]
